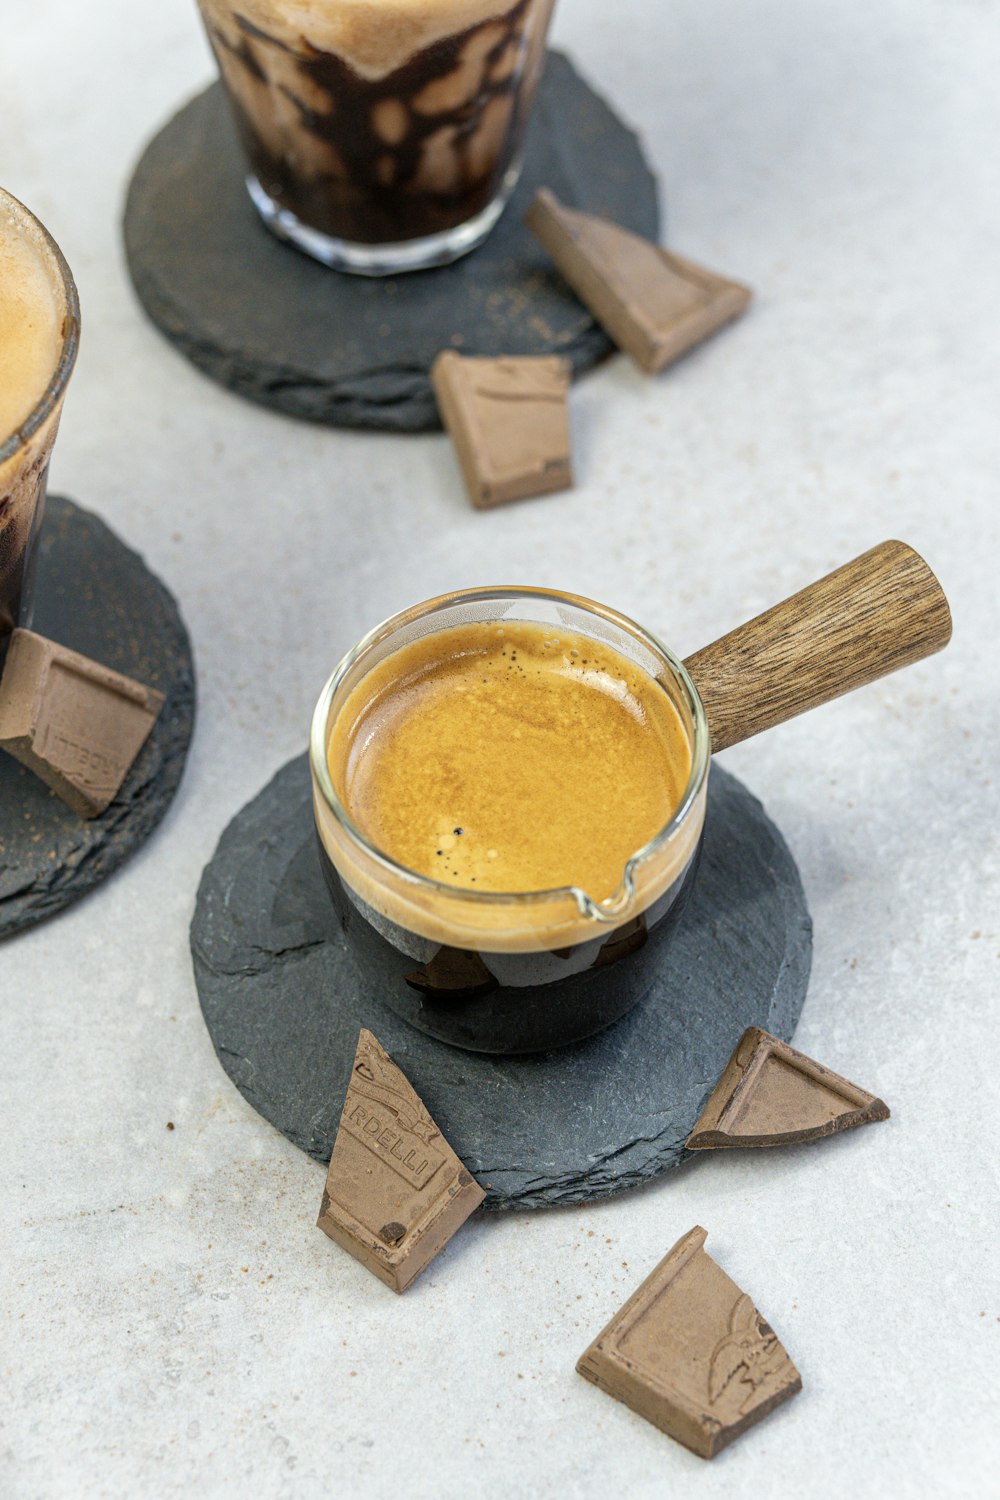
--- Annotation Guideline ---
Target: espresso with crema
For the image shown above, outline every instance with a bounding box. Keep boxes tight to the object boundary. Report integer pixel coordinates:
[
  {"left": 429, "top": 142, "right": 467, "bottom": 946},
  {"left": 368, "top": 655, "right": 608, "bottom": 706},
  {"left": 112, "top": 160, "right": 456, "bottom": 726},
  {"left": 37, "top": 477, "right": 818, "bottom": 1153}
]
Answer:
[
  {"left": 0, "top": 215, "right": 62, "bottom": 444},
  {"left": 328, "top": 619, "right": 692, "bottom": 902},
  {"left": 0, "top": 190, "right": 75, "bottom": 651}
]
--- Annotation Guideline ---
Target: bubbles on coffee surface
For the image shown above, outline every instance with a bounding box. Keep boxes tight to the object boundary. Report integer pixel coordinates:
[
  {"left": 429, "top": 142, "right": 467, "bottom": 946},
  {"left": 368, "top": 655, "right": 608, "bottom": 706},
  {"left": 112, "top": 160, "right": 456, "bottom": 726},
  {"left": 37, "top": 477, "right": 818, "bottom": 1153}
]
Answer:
[
  {"left": 328, "top": 618, "right": 693, "bottom": 900},
  {"left": 0, "top": 198, "right": 62, "bottom": 444}
]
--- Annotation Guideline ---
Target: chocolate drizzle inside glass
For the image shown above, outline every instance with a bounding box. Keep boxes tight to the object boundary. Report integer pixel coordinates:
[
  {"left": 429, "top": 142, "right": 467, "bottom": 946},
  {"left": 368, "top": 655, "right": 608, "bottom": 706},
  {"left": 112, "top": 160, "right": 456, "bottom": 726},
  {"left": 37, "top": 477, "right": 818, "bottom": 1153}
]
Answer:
[{"left": 204, "top": 0, "right": 549, "bottom": 246}]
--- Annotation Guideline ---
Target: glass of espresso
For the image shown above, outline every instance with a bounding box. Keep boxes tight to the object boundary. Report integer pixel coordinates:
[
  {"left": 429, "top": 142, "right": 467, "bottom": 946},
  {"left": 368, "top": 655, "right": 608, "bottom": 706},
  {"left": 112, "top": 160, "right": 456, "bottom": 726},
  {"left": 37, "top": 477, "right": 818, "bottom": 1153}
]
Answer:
[
  {"left": 195, "top": 0, "right": 557, "bottom": 273},
  {"left": 0, "top": 188, "right": 80, "bottom": 668},
  {"left": 311, "top": 589, "right": 710, "bottom": 1054}
]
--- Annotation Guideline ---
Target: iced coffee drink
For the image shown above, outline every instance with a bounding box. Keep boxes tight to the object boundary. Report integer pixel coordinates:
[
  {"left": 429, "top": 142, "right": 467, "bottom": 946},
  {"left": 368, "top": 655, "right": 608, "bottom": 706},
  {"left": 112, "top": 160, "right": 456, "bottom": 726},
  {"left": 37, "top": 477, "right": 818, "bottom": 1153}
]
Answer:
[
  {"left": 196, "top": 0, "right": 557, "bottom": 272},
  {"left": 0, "top": 189, "right": 79, "bottom": 664}
]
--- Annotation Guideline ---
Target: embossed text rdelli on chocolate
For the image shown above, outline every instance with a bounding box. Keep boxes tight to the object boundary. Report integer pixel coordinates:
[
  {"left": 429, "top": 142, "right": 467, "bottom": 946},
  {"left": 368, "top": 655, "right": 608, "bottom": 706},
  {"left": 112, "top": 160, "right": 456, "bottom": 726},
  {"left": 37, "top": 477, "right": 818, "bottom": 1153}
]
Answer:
[{"left": 317, "top": 1028, "right": 485, "bottom": 1291}]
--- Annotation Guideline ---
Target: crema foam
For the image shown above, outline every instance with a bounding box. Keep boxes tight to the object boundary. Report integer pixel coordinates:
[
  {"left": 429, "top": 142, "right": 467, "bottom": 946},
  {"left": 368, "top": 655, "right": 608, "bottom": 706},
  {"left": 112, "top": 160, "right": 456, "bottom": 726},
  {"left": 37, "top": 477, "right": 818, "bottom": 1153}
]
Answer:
[{"left": 328, "top": 619, "right": 693, "bottom": 902}]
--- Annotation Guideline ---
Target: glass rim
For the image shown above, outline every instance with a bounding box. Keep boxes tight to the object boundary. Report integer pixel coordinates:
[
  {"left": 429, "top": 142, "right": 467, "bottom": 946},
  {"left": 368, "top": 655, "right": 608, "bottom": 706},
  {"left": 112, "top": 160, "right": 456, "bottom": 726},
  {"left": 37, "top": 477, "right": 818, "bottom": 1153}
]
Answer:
[
  {"left": 309, "top": 586, "right": 711, "bottom": 918},
  {"left": 0, "top": 186, "right": 81, "bottom": 464}
]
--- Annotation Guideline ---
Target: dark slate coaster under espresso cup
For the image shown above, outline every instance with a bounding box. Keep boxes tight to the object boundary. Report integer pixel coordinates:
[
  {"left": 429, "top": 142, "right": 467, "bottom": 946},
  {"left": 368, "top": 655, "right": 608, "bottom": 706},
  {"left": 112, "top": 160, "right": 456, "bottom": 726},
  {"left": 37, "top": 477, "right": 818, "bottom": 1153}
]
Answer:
[
  {"left": 123, "top": 51, "right": 659, "bottom": 432},
  {"left": 191, "top": 756, "right": 812, "bottom": 1212},
  {"left": 0, "top": 496, "right": 195, "bottom": 938}
]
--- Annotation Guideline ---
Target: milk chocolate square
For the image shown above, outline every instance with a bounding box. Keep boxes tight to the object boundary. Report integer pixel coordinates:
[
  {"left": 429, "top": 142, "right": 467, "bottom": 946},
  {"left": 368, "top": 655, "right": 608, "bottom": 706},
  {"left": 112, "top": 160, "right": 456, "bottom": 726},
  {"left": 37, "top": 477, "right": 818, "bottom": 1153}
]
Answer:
[
  {"left": 525, "top": 188, "right": 752, "bottom": 375},
  {"left": 0, "top": 628, "right": 164, "bottom": 818},
  {"left": 687, "top": 1027, "right": 890, "bottom": 1150},
  {"left": 431, "top": 350, "right": 573, "bottom": 508},
  {"left": 317, "top": 1028, "right": 485, "bottom": 1293},
  {"left": 578, "top": 1226, "right": 801, "bottom": 1459}
]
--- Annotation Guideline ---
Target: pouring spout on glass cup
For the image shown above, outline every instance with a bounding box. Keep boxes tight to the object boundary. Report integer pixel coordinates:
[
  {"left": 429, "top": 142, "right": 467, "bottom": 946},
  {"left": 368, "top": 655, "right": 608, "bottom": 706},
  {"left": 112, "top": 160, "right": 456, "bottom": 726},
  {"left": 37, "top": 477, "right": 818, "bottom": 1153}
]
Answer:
[{"left": 310, "top": 542, "right": 952, "bottom": 1054}]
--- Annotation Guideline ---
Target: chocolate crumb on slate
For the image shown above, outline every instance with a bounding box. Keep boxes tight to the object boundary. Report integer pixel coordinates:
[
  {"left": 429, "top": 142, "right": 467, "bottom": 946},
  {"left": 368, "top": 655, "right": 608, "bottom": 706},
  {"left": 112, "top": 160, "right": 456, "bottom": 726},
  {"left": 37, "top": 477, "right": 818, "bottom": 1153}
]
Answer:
[
  {"left": 577, "top": 1225, "right": 801, "bottom": 1459},
  {"left": 0, "top": 628, "right": 164, "bottom": 818},
  {"left": 686, "top": 1027, "right": 890, "bottom": 1150},
  {"left": 431, "top": 350, "right": 573, "bottom": 508},
  {"left": 317, "top": 1028, "right": 485, "bottom": 1292},
  {"left": 525, "top": 187, "right": 751, "bottom": 375}
]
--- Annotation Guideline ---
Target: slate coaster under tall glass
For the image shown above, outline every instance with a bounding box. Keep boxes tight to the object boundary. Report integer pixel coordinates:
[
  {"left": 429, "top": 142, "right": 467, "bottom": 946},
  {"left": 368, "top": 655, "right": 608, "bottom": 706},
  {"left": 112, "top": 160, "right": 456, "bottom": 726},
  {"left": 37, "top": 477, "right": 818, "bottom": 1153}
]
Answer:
[{"left": 123, "top": 52, "right": 659, "bottom": 430}]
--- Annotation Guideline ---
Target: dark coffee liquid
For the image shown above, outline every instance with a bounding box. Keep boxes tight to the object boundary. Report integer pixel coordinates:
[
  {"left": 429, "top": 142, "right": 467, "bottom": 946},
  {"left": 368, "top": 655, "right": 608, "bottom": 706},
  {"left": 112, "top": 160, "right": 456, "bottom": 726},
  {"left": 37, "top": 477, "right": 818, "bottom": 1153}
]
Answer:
[
  {"left": 207, "top": 0, "right": 538, "bottom": 244},
  {"left": 318, "top": 835, "right": 703, "bottom": 1054},
  {"left": 0, "top": 460, "right": 48, "bottom": 663}
]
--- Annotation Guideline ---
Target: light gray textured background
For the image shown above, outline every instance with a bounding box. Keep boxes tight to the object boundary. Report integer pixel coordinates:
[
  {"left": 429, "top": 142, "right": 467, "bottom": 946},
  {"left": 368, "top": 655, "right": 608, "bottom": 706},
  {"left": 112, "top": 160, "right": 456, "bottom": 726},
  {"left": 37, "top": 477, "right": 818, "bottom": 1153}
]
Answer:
[{"left": 2, "top": 2, "right": 997, "bottom": 1496}]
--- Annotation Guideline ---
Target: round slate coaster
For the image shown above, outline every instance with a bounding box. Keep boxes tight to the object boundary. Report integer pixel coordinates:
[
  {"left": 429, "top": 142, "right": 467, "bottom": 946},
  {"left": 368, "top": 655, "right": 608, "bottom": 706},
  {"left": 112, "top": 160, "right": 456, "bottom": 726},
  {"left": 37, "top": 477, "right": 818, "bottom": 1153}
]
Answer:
[
  {"left": 0, "top": 496, "right": 195, "bottom": 938},
  {"left": 191, "top": 755, "right": 812, "bottom": 1212},
  {"left": 123, "top": 51, "right": 659, "bottom": 432}
]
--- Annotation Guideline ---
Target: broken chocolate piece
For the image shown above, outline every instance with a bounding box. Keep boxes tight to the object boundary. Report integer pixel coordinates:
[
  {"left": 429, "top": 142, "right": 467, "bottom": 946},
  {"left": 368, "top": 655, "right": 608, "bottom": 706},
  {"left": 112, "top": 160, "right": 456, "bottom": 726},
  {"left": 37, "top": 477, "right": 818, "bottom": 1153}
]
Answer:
[
  {"left": 431, "top": 350, "right": 573, "bottom": 508},
  {"left": 0, "top": 628, "right": 165, "bottom": 818},
  {"left": 525, "top": 188, "right": 751, "bottom": 375},
  {"left": 687, "top": 1027, "right": 890, "bottom": 1150},
  {"left": 317, "top": 1028, "right": 485, "bottom": 1292},
  {"left": 578, "top": 1226, "right": 800, "bottom": 1459}
]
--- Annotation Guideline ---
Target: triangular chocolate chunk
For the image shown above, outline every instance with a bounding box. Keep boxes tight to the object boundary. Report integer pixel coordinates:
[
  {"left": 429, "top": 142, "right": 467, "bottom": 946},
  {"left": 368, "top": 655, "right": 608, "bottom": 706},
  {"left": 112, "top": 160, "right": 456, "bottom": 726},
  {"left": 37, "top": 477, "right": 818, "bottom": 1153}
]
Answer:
[
  {"left": 578, "top": 1226, "right": 801, "bottom": 1459},
  {"left": 0, "top": 628, "right": 164, "bottom": 817},
  {"left": 317, "top": 1028, "right": 485, "bottom": 1292},
  {"left": 687, "top": 1027, "right": 890, "bottom": 1150},
  {"left": 431, "top": 350, "right": 573, "bottom": 508},
  {"left": 524, "top": 188, "right": 751, "bottom": 374}
]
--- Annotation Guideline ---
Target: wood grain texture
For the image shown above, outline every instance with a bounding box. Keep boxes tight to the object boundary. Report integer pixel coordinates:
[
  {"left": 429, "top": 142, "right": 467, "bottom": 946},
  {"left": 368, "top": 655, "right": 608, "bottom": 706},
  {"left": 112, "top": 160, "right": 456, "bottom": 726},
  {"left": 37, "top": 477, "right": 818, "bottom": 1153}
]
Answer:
[{"left": 684, "top": 541, "right": 952, "bottom": 752}]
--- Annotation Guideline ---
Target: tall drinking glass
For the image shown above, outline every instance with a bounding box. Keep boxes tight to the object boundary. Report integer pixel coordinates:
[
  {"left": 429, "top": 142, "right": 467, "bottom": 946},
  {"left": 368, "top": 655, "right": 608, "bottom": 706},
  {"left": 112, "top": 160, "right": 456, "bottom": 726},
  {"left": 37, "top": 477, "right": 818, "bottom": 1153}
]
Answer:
[{"left": 196, "top": 0, "right": 557, "bottom": 273}]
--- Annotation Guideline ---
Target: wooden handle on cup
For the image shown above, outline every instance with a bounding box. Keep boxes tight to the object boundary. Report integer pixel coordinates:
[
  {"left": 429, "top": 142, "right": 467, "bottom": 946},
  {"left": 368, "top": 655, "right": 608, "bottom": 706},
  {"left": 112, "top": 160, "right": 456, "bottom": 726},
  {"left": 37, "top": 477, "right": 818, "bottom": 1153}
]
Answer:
[{"left": 682, "top": 540, "right": 952, "bottom": 753}]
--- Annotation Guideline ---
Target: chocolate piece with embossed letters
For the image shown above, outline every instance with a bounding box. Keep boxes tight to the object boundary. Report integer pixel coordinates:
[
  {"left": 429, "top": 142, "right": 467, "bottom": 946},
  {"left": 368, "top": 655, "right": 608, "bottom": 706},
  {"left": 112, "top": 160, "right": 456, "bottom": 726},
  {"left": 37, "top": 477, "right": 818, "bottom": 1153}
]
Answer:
[
  {"left": 0, "top": 627, "right": 164, "bottom": 818},
  {"left": 317, "top": 1028, "right": 485, "bottom": 1291},
  {"left": 687, "top": 1026, "right": 889, "bottom": 1150},
  {"left": 577, "top": 1226, "right": 800, "bottom": 1458}
]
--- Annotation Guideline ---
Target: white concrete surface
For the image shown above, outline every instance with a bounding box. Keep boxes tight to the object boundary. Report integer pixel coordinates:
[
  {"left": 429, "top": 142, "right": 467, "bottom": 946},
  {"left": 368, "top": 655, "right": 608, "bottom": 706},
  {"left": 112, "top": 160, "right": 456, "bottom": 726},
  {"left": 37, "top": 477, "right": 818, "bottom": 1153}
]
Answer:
[{"left": 2, "top": 2, "right": 997, "bottom": 1496}]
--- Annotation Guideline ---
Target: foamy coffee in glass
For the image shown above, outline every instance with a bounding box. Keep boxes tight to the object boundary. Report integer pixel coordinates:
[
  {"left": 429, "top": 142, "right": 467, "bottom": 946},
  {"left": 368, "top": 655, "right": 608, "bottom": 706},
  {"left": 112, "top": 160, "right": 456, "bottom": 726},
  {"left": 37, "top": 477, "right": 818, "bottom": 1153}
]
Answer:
[
  {"left": 311, "top": 589, "right": 710, "bottom": 1054},
  {"left": 196, "top": 0, "right": 557, "bottom": 273},
  {"left": 0, "top": 188, "right": 79, "bottom": 667}
]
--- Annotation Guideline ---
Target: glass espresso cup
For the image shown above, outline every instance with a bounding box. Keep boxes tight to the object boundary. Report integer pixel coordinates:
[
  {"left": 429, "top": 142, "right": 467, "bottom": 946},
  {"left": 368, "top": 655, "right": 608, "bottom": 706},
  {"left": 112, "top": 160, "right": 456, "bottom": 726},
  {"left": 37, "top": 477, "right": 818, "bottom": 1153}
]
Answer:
[
  {"left": 0, "top": 188, "right": 80, "bottom": 666},
  {"left": 311, "top": 589, "right": 710, "bottom": 1053},
  {"left": 196, "top": 0, "right": 557, "bottom": 273}
]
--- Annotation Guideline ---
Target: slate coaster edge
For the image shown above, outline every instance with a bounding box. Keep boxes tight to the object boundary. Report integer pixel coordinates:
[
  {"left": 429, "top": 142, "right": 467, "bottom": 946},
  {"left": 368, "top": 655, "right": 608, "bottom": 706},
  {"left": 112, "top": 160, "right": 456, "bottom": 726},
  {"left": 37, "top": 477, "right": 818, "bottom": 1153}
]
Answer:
[
  {"left": 123, "top": 49, "right": 660, "bottom": 432},
  {"left": 191, "top": 754, "right": 812, "bottom": 1212},
  {"left": 0, "top": 495, "right": 196, "bottom": 938}
]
